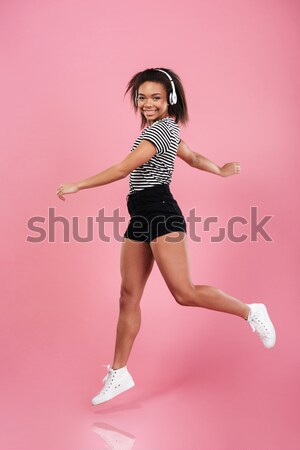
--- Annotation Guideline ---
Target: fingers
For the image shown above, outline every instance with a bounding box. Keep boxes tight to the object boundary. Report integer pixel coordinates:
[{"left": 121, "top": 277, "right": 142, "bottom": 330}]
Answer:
[
  {"left": 235, "top": 162, "right": 241, "bottom": 174},
  {"left": 56, "top": 184, "right": 66, "bottom": 201},
  {"left": 56, "top": 185, "right": 62, "bottom": 196}
]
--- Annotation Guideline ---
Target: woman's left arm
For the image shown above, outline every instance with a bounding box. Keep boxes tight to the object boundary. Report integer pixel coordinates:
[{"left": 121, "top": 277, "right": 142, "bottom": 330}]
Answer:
[{"left": 177, "top": 140, "right": 241, "bottom": 177}]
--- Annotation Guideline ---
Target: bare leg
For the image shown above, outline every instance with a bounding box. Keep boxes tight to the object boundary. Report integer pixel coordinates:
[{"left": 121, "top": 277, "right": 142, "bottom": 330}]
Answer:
[
  {"left": 150, "top": 232, "right": 250, "bottom": 319},
  {"left": 112, "top": 238, "right": 154, "bottom": 369}
]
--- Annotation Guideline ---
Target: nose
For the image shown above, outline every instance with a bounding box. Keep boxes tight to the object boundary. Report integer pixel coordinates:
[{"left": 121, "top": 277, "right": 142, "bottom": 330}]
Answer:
[{"left": 142, "top": 98, "right": 153, "bottom": 107}]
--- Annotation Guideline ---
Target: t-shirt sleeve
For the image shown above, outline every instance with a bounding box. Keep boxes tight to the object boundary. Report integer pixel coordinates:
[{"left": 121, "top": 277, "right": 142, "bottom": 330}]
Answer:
[{"left": 141, "top": 121, "right": 171, "bottom": 155}]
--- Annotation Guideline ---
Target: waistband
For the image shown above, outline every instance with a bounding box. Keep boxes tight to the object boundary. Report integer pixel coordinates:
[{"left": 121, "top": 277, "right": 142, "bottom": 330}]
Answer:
[{"left": 126, "top": 184, "right": 171, "bottom": 202}]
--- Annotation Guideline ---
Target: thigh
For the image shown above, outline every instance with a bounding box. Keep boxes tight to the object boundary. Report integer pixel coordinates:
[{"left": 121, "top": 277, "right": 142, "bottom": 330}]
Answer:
[
  {"left": 150, "top": 232, "right": 193, "bottom": 294},
  {"left": 120, "top": 238, "right": 154, "bottom": 299}
]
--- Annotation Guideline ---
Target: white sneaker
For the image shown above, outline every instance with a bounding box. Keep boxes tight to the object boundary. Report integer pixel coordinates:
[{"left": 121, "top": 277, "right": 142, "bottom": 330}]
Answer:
[
  {"left": 247, "top": 303, "right": 276, "bottom": 349},
  {"left": 91, "top": 365, "right": 135, "bottom": 405}
]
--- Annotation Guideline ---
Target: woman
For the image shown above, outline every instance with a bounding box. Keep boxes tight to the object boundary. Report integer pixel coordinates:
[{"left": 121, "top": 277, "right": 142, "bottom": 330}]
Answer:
[{"left": 56, "top": 68, "right": 276, "bottom": 406}]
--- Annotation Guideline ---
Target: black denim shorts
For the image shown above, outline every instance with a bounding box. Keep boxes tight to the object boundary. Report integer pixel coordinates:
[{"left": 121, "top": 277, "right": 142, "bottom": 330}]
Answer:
[{"left": 124, "top": 184, "right": 187, "bottom": 243}]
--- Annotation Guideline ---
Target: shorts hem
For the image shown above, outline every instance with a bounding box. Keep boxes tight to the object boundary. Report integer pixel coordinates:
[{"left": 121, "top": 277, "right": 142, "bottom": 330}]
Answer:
[{"left": 123, "top": 228, "right": 186, "bottom": 244}]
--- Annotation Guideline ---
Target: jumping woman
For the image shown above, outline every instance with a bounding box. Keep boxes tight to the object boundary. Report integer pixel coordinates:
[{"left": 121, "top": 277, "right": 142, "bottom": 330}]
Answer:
[{"left": 56, "top": 68, "right": 276, "bottom": 405}]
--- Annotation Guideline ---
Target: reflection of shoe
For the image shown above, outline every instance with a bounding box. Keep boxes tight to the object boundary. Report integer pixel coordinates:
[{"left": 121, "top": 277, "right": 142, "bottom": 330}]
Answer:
[
  {"left": 93, "top": 422, "right": 136, "bottom": 450},
  {"left": 247, "top": 303, "right": 276, "bottom": 349},
  {"left": 91, "top": 365, "right": 135, "bottom": 405}
]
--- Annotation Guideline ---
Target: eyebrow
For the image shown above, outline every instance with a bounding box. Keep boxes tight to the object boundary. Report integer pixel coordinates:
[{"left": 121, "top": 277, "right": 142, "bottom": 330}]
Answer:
[{"left": 138, "top": 93, "right": 162, "bottom": 96}]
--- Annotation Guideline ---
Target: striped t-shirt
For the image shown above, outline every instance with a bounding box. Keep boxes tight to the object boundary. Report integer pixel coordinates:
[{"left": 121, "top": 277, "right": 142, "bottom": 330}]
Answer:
[{"left": 129, "top": 117, "right": 180, "bottom": 194}]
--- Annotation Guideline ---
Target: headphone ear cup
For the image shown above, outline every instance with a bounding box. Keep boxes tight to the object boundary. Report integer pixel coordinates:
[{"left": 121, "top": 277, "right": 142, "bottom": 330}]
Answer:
[{"left": 169, "top": 92, "right": 177, "bottom": 105}]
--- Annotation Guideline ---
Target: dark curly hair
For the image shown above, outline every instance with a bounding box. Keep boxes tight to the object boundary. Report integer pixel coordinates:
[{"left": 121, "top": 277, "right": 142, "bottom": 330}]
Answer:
[{"left": 125, "top": 68, "right": 189, "bottom": 128}]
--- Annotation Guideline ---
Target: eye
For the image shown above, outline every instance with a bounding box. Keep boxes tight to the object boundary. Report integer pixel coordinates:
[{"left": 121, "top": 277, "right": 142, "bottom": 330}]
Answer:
[{"left": 153, "top": 97, "right": 161, "bottom": 101}]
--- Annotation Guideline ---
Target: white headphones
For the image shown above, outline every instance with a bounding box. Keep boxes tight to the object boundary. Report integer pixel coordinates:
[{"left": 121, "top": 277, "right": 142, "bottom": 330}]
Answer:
[
  {"left": 135, "top": 68, "right": 178, "bottom": 106},
  {"left": 155, "top": 69, "right": 178, "bottom": 105}
]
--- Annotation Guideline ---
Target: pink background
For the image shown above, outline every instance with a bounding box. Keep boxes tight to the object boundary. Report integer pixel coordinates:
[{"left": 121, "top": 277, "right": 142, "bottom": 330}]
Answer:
[{"left": 1, "top": 0, "right": 299, "bottom": 449}]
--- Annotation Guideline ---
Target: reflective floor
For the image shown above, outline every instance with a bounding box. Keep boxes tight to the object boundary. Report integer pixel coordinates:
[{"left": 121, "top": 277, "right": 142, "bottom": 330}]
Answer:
[{"left": 1, "top": 334, "right": 299, "bottom": 450}]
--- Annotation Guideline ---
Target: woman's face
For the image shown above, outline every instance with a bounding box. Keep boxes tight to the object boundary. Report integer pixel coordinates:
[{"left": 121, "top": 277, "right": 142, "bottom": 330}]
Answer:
[{"left": 137, "top": 81, "right": 169, "bottom": 124}]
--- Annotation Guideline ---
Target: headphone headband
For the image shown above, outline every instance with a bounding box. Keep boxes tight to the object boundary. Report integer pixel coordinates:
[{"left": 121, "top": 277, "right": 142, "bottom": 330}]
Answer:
[{"left": 155, "top": 68, "right": 173, "bottom": 82}]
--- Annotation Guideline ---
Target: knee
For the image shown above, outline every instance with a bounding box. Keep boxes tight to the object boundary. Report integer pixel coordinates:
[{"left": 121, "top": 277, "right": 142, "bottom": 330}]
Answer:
[
  {"left": 119, "top": 284, "right": 142, "bottom": 309},
  {"left": 171, "top": 285, "right": 196, "bottom": 307}
]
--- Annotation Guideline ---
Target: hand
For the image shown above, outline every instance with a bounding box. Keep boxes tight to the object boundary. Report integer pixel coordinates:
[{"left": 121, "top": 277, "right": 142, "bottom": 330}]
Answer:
[
  {"left": 56, "top": 183, "right": 79, "bottom": 201},
  {"left": 220, "top": 162, "right": 241, "bottom": 177}
]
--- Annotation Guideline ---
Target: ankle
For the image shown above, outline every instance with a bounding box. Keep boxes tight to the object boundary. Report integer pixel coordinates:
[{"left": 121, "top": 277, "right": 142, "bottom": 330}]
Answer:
[
  {"left": 244, "top": 305, "right": 251, "bottom": 321},
  {"left": 112, "top": 364, "right": 127, "bottom": 371}
]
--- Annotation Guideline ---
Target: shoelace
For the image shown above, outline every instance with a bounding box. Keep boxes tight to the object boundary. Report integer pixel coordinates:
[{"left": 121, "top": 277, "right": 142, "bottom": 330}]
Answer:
[
  {"left": 249, "top": 314, "right": 270, "bottom": 338},
  {"left": 101, "top": 364, "right": 117, "bottom": 393}
]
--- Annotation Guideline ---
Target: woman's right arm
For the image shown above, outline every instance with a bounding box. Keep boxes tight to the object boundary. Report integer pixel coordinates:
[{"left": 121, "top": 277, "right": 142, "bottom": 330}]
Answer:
[{"left": 56, "top": 140, "right": 157, "bottom": 201}]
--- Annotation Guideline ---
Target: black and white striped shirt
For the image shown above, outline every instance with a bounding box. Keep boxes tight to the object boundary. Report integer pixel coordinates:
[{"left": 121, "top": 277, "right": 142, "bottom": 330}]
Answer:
[{"left": 129, "top": 117, "right": 180, "bottom": 194}]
